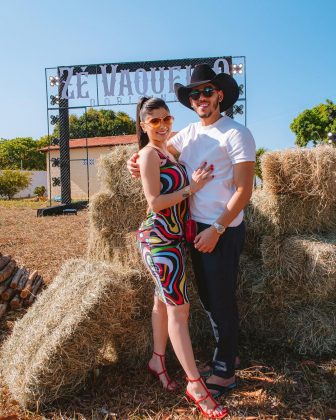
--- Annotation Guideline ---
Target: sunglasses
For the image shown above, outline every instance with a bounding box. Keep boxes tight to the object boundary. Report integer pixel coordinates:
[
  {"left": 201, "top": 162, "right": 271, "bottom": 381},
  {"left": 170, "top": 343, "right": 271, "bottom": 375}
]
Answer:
[
  {"left": 189, "top": 86, "right": 218, "bottom": 101},
  {"left": 143, "top": 115, "right": 174, "bottom": 129}
]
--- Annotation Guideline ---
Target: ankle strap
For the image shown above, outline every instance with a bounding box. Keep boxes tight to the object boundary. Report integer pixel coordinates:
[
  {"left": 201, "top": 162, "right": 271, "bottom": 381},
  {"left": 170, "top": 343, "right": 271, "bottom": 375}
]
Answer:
[
  {"left": 153, "top": 352, "right": 166, "bottom": 363},
  {"left": 186, "top": 376, "right": 202, "bottom": 383},
  {"left": 153, "top": 351, "right": 165, "bottom": 357},
  {"left": 186, "top": 376, "right": 218, "bottom": 405}
]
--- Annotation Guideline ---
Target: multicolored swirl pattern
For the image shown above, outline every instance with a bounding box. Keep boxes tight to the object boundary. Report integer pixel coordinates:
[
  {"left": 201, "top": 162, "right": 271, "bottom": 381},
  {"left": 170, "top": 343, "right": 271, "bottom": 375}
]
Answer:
[{"left": 137, "top": 149, "right": 189, "bottom": 305}]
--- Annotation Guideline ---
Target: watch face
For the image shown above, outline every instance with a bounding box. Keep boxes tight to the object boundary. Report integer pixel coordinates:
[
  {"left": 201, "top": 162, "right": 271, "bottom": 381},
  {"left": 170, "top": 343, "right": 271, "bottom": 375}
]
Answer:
[{"left": 214, "top": 223, "right": 225, "bottom": 234}]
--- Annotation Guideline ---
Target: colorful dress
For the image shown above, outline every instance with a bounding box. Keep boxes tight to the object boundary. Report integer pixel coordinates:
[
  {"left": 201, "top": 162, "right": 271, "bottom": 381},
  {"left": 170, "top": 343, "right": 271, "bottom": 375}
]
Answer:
[{"left": 137, "top": 149, "right": 189, "bottom": 305}]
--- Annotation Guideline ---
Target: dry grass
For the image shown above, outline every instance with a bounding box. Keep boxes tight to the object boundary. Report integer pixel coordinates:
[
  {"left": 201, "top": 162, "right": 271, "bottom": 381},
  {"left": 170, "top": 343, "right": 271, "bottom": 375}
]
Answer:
[
  {"left": 88, "top": 145, "right": 147, "bottom": 264},
  {"left": 239, "top": 251, "right": 336, "bottom": 358},
  {"left": 88, "top": 191, "right": 146, "bottom": 263},
  {"left": 245, "top": 189, "right": 336, "bottom": 238},
  {"left": 287, "top": 304, "right": 336, "bottom": 356},
  {"left": 242, "top": 298, "right": 336, "bottom": 358},
  {"left": 0, "top": 204, "right": 335, "bottom": 418},
  {"left": 0, "top": 206, "right": 88, "bottom": 283},
  {"left": 97, "top": 144, "right": 143, "bottom": 198},
  {"left": 261, "top": 145, "right": 336, "bottom": 202},
  {"left": 261, "top": 233, "right": 336, "bottom": 302},
  {"left": 3, "top": 142, "right": 336, "bottom": 418},
  {"left": 1, "top": 259, "right": 138, "bottom": 408},
  {"left": 0, "top": 198, "right": 46, "bottom": 209}
]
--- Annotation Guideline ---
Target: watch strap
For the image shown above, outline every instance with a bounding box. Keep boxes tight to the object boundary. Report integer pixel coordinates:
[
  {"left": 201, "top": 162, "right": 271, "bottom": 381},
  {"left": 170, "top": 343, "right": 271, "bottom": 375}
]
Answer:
[{"left": 212, "top": 222, "right": 225, "bottom": 235}]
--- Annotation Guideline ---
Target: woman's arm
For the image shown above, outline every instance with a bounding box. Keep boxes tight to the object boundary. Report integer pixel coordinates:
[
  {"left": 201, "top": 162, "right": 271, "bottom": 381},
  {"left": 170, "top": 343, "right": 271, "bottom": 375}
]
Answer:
[{"left": 139, "top": 148, "right": 213, "bottom": 213}]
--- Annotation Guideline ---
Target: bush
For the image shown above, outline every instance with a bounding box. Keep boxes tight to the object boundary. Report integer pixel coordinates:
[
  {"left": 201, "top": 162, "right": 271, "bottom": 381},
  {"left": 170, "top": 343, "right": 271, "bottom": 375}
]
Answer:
[
  {"left": 0, "top": 170, "right": 31, "bottom": 199},
  {"left": 34, "top": 185, "right": 46, "bottom": 198}
]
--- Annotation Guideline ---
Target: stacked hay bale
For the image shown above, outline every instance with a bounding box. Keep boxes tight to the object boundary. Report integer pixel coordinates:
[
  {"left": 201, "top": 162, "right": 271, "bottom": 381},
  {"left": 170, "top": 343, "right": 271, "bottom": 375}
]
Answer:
[
  {"left": 1, "top": 145, "right": 209, "bottom": 409},
  {"left": 88, "top": 144, "right": 147, "bottom": 264},
  {"left": 4, "top": 144, "right": 334, "bottom": 409},
  {"left": 242, "top": 146, "right": 336, "bottom": 356},
  {"left": 87, "top": 145, "right": 156, "bottom": 357},
  {"left": 0, "top": 259, "right": 143, "bottom": 408},
  {"left": 88, "top": 144, "right": 336, "bottom": 357}
]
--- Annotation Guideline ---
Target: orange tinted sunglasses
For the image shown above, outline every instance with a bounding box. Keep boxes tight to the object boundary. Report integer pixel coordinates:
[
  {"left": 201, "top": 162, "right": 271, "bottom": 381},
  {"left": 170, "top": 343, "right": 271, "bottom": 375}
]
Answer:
[{"left": 143, "top": 115, "right": 174, "bottom": 129}]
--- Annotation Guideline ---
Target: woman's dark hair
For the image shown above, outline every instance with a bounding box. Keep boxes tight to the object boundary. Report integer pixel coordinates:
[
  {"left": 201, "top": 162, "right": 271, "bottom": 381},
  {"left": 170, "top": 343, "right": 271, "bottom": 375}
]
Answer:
[{"left": 136, "top": 97, "right": 170, "bottom": 150}]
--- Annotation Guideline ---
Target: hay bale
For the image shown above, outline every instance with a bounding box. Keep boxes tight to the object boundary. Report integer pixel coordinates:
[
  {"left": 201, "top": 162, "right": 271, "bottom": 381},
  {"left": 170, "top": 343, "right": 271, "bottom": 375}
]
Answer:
[
  {"left": 237, "top": 254, "right": 264, "bottom": 326},
  {"left": 287, "top": 304, "right": 336, "bottom": 356},
  {"left": 0, "top": 259, "right": 145, "bottom": 408},
  {"left": 86, "top": 142, "right": 336, "bottom": 362},
  {"left": 241, "top": 301, "right": 336, "bottom": 357},
  {"left": 261, "top": 146, "right": 336, "bottom": 202},
  {"left": 236, "top": 253, "right": 336, "bottom": 356},
  {"left": 88, "top": 145, "right": 147, "bottom": 262},
  {"left": 237, "top": 254, "right": 264, "bottom": 296},
  {"left": 88, "top": 191, "right": 146, "bottom": 261},
  {"left": 261, "top": 234, "right": 336, "bottom": 303},
  {"left": 235, "top": 255, "right": 279, "bottom": 343},
  {"left": 243, "top": 212, "right": 264, "bottom": 256},
  {"left": 88, "top": 216, "right": 213, "bottom": 353},
  {"left": 245, "top": 189, "right": 336, "bottom": 238},
  {"left": 98, "top": 144, "right": 145, "bottom": 200}
]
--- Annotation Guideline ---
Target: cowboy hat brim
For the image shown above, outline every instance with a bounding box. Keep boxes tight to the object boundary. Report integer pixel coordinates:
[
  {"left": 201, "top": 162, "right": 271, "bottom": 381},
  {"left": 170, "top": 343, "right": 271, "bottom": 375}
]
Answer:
[{"left": 174, "top": 72, "right": 239, "bottom": 113}]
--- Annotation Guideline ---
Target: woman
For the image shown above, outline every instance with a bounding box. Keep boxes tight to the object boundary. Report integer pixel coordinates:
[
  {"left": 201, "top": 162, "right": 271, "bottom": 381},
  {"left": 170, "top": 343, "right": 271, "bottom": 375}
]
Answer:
[{"left": 135, "top": 96, "right": 228, "bottom": 419}]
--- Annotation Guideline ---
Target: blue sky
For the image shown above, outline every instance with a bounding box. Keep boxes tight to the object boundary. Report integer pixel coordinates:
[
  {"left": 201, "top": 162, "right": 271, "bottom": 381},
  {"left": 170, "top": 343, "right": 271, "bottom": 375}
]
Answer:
[{"left": 1, "top": 0, "right": 335, "bottom": 151}]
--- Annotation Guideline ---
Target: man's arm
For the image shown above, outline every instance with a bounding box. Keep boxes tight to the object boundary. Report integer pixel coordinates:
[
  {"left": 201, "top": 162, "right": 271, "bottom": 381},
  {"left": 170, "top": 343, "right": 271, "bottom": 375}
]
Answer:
[
  {"left": 194, "top": 161, "right": 254, "bottom": 253},
  {"left": 167, "top": 138, "right": 180, "bottom": 158},
  {"left": 126, "top": 152, "right": 141, "bottom": 178},
  {"left": 213, "top": 161, "right": 254, "bottom": 228}
]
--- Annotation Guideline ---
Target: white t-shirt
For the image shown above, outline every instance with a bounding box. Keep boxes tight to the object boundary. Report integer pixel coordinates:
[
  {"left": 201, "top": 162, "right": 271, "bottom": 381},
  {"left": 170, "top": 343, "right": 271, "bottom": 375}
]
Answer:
[{"left": 170, "top": 115, "right": 256, "bottom": 226}]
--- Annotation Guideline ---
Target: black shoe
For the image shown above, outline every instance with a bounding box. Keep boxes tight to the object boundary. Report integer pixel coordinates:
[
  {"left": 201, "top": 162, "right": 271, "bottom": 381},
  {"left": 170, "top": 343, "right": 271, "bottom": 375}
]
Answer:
[{"left": 206, "top": 381, "right": 237, "bottom": 398}]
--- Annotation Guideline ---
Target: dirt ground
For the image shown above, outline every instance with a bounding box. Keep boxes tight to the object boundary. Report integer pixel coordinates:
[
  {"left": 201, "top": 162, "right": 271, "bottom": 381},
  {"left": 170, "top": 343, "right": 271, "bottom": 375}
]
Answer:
[
  {"left": 0, "top": 206, "right": 89, "bottom": 283},
  {"left": 0, "top": 204, "right": 335, "bottom": 419}
]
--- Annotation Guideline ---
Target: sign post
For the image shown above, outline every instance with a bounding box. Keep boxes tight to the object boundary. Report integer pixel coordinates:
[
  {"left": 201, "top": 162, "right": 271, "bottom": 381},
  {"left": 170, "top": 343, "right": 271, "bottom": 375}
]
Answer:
[{"left": 46, "top": 56, "right": 246, "bottom": 205}]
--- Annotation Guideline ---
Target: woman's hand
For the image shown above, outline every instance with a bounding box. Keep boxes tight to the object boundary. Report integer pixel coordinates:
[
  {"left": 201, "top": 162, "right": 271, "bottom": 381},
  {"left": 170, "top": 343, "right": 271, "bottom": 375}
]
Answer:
[{"left": 190, "top": 162, "right": 214, "bottom": 193}]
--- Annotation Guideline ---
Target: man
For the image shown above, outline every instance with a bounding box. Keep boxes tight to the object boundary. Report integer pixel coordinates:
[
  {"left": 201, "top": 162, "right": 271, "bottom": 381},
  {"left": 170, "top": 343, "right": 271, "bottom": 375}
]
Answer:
[{"left": 128, "top": 63, "right": 256, "bottom": 396}]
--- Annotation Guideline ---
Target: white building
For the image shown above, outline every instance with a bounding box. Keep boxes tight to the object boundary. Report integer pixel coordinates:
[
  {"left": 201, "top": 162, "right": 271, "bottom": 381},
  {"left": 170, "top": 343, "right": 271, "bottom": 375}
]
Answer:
[{"left": 41, "top": 135, "right": 137, "bottom": 200}]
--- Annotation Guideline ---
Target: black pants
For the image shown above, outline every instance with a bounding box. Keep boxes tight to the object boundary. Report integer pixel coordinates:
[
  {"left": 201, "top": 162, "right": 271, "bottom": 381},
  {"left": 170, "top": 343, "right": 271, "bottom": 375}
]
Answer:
[{"left": 190, "top": 221, "right": 245, "bottom": 379}]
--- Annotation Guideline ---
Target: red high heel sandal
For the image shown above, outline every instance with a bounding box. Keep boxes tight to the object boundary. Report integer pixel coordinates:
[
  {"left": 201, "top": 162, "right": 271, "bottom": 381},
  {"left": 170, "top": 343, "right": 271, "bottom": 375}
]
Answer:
[
  {"left": 186, "top": 376, "right": 229, "bottom": 419},
  {"left": 147, "top": 351, "right": 177, "bottom": 391}
]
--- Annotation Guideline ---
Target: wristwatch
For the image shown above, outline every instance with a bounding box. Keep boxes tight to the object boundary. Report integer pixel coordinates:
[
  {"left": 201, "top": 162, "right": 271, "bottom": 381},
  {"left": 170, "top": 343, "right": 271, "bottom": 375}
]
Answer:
[
  {"left": 182, "top": 185, "right": 193, "bottom": 198},
  {"left": 212, "top": 222, "right": 226, "bottom": 235}
]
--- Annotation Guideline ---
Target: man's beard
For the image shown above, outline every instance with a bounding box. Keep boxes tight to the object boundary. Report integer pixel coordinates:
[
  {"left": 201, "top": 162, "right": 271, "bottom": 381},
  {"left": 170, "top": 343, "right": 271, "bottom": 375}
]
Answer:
[{"left": 197, "top": 98, "right": 220, "bottom": 119}]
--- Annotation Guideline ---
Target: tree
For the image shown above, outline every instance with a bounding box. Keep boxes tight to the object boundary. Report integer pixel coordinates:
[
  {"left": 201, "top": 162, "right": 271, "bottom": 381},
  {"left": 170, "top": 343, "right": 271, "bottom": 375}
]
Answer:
[
  {"left": 290, "top": 99, "right": 336, "bottom": 147},
  {"left": 52, "top": 108, "right": 136, "bottom": 139},
  {"left": 254, "top": 147, "right": 266, "bottom": 188},
  {"left": 34, "top": 185, "right": 46, "bottom": 198},
  {"left": 255, "top": 147, "right": 266, "bottom": 179},
  {"left": 0, "top": 137, "right": 46, "bottom": 170},
  {"left": 0, "top": 170, "right": 31, "bottom": 199},
  {"left": 36, "top": 135, "right": 50, "bottom": 149}
]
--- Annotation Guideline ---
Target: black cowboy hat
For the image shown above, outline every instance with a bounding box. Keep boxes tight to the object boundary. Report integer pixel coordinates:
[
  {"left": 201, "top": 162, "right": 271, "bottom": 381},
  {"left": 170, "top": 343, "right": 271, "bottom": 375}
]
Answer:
[{"left": 174, "top": 63, "right": 239, "bottom": 112}]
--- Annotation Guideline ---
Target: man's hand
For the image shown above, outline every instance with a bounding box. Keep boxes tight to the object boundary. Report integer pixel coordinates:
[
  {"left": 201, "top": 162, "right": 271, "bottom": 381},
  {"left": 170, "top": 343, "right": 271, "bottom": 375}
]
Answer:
[
  {"left": 194, "top": 227, "right": 220, "bottom": 253},
  {"left": 127, "top": 153, "right": 140, "bottom": 178}
]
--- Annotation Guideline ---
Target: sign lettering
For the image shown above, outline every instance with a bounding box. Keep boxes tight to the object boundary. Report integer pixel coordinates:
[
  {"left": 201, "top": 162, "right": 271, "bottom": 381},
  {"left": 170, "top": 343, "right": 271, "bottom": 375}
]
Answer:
[{"left": 51, "top": 57, "right": 233, "bottom": 105}]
